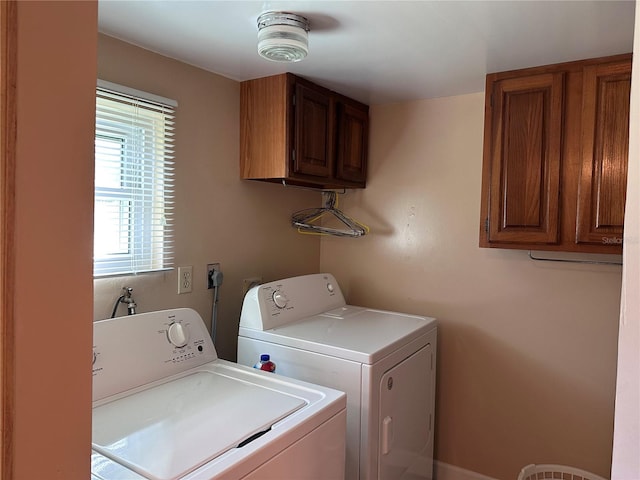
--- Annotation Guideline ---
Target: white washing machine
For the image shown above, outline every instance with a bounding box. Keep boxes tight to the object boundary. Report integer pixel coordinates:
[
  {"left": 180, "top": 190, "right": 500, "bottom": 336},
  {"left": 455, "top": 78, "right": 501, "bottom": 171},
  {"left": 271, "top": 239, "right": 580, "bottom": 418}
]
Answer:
[
  {"left": 91, "top": 308, "right": 346, "bottom": 480},
  {"left": 237, "top": 273, "right": 437, "bottom": 480}
]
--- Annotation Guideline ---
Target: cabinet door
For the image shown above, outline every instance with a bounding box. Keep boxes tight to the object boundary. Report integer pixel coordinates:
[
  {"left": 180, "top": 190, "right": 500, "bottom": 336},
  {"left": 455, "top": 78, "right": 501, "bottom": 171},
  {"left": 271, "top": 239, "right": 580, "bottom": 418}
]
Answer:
[
  {"left": 293, "top": 83, "right": 333, "bottom": 178},
  {"left": 336, "top": 102, "right": 368, "bottom": 185},
  {"left": 486, "top": 73, "right": 564, "bottom": 244},
  {"left": 576, "top": 61, "right": 630, "bottom": 247}
]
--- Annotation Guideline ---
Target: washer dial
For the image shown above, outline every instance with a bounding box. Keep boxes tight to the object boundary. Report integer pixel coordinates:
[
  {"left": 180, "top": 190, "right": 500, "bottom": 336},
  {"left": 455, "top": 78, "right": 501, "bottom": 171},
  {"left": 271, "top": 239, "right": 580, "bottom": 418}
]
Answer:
[
  {"left": 167, "top": 322, "right": 189, "bottom": 348},
  {"left": 272, "top": 290, "right": 288, "bottom": 309}
]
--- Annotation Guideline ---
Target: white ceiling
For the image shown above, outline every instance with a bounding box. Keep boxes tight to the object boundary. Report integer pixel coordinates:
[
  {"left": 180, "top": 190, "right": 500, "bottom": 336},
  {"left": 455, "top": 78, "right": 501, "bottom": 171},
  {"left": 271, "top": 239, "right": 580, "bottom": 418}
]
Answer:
[{"left": 98, "top": 0, "right": 635, "bottom": 105}]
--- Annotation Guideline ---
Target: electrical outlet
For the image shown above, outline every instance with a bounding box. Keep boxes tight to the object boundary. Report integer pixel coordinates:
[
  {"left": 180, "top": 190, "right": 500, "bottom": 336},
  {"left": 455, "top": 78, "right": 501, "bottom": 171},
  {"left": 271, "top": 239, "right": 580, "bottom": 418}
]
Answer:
[
  {"left": 242, "top": 277, "right": 262, "bottom": 297},
  {"left": 177, "top": 266, "right": 193, "bottom": 294},
  {"left": 207, "top": 263, "right": 221, "bottom": 289}
]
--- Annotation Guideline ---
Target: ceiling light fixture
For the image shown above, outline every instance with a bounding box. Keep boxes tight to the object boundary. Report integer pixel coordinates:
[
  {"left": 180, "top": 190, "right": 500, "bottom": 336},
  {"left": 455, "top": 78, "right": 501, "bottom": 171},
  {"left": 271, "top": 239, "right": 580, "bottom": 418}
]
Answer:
[{"left": 257, "top": 11, "right": 310, "bottom": 63}]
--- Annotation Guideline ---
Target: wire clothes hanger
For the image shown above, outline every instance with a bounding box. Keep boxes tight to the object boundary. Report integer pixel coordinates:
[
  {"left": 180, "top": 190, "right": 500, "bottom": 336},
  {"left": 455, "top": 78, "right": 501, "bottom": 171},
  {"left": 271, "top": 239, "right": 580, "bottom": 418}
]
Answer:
[{"left": 291, "top": 191, "right": 370, "bottom": 237}]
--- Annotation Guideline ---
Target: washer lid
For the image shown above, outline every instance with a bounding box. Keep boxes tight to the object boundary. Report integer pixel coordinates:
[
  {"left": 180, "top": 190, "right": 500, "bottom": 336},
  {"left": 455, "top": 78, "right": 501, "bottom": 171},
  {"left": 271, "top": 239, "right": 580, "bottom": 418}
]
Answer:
[
  {"left": 92, "top": 371, "right": 306, "bottom": 480},
  {"left": 241, "top": 306, "right": 437, "bottom": 364}
]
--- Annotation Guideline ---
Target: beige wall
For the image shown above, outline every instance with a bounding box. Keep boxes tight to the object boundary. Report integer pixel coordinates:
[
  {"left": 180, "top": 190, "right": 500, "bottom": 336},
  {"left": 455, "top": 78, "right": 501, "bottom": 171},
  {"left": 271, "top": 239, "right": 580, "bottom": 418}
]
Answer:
[
  {"left": 14, "top": 2, "right": 96, "bottom": 478},
  {"left": 94, "top": 35, "right": 321, "bottom": 360},
  {"left": 320, "top": 94, "right": 622, "bottom": 479}
]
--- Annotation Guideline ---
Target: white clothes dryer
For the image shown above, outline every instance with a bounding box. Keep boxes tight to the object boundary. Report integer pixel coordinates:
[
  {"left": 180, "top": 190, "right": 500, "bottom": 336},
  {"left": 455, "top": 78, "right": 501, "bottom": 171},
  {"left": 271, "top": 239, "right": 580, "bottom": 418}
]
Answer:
[
  {"left": 237, "top": 273, "right": 437, "bottom": 480},
  {"left": 91, "top": 308, "right": 346, "bottom": 480}
]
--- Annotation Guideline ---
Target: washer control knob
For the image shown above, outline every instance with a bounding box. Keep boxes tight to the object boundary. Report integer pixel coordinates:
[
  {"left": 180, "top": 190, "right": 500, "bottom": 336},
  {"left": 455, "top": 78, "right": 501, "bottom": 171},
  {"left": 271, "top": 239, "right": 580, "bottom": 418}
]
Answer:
[
  {"left": 92, "top": 349, "right": 97, "bottom": 365},
  {"left": 327, "top": 283, "right": 334, "bottom": 293},
  {"left": 167, "top": 322, "right": 189, "bottom": 348},
  {"left": 272, "top": 291, "right": 288, "bottom": 309}
]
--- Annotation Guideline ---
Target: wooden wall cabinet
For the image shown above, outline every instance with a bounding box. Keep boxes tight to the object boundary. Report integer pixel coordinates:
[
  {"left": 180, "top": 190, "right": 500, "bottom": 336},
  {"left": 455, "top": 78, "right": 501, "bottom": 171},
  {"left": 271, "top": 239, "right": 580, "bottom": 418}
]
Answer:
[
  {"left": 480, "top": 54, "right": 631, "bottom": 254},
  {"left": 240, "top": 73, "right": 368, "bottom": 189}
]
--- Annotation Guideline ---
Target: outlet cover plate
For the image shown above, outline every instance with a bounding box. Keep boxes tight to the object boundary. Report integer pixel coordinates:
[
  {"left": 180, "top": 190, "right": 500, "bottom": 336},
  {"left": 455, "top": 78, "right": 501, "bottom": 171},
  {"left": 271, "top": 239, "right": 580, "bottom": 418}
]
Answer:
[{"left": 178, "top": 266, "right": 193, "bottom": 294}]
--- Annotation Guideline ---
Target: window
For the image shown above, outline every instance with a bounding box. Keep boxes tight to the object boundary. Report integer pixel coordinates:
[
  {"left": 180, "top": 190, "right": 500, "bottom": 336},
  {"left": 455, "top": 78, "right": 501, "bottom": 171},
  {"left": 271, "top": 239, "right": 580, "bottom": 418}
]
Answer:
[{"left": 94, "top": 80, "right": 176, "bottom": 276}]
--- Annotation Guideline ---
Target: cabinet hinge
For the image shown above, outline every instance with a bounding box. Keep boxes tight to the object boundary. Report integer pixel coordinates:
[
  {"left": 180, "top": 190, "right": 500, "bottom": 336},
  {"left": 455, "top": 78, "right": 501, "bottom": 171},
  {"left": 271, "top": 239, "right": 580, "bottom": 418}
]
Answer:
[
  {"left": 292, "top": 149, "right": 296, "bottom": 162},
  {"left": 484, "top": 217, "right": 489, "bottom": 233},
  {"left": 292, "top": 93, "right": 296, "bottom": 107}
]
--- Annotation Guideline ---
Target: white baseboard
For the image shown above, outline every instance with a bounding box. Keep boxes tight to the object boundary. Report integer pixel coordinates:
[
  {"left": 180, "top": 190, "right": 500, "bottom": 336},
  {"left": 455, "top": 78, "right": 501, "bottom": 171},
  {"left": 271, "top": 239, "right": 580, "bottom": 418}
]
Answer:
[{"left": 434, "top": 461, "right": 499, "bottom": 480}]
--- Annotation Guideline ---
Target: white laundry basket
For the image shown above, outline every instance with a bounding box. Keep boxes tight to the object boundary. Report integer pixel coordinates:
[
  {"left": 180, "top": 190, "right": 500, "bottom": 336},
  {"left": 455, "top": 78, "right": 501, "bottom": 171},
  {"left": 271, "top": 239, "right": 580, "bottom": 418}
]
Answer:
[{"left": 517, "top": 464, "right": 607, "bottom": 480}]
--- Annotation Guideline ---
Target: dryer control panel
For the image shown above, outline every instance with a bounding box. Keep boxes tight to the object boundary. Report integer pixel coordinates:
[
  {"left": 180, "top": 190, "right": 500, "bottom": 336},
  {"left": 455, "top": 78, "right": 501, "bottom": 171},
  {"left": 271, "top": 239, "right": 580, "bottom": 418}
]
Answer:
[
  {"left": 92, "top": 308, "right": 217, "bottom": 402},
  {"left": 239, "top": 273, "right": 347, "bottom": 331}
]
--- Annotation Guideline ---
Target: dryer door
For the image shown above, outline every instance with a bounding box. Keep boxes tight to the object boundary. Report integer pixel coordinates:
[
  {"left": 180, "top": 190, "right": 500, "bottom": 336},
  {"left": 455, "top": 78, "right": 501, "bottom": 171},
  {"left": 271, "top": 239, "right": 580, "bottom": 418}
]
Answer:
[{"left": 378, "top": 343, "right": 434, "bottom": 480}]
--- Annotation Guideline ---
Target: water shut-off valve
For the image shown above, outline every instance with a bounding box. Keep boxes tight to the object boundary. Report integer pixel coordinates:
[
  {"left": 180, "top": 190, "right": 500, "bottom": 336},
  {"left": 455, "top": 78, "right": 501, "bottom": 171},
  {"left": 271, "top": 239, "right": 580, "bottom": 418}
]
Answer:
[{"left": 111, "top": 286, "right": 137, "bottom": 318}]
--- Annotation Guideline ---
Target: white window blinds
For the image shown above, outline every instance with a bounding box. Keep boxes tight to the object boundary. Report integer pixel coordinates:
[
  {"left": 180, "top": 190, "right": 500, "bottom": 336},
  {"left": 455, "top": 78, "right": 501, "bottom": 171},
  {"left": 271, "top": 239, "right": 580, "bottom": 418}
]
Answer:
[{"left": 94, "top": 80, "right": 176, "bottom": 277}]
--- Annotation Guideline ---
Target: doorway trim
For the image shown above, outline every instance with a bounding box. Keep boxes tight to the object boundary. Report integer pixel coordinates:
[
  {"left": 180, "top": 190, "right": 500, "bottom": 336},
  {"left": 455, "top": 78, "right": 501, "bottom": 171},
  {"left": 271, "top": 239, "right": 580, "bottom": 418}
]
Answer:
[{"left": 0, "top": 1, "right": 17, "bottom": 478}]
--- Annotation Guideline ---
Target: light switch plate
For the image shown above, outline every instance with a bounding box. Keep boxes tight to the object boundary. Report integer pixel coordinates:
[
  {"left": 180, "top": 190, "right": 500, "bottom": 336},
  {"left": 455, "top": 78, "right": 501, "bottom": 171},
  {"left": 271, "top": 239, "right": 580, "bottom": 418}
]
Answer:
[{"left": 178, "top": 266, "right": 193, "bottom": 294}]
